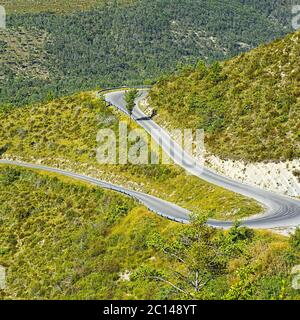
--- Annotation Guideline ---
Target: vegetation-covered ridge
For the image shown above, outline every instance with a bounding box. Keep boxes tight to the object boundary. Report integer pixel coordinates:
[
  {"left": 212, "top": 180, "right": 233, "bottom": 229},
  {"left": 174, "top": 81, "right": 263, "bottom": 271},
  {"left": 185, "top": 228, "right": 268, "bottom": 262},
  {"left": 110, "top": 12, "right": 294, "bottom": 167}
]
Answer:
[
  {"left": 0, "top": 0, "right": 295, "bottom": 106},
  {"left": 0, "top": 92, "right": 261, "bottom": 220},
  {"left": 149, "top": 29, "right": 300, "bottom": 162},
  {"left": 0, "top": 165, "right": 299, "bottom": 300},
  {"left": 1, "top": 0, "right": 134, "bottom": 14}
]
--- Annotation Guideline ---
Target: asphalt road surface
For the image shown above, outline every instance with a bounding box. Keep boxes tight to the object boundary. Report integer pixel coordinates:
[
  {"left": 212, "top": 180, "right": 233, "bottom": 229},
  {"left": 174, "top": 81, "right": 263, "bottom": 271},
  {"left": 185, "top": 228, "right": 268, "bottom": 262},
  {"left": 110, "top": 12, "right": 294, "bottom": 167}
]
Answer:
[
  {"left": 1, "top": 89, "right": 299, "bottom": 229},
  {"left": 0, "top": 160, "right": 189, "bottom": 224},
  {"left": 103, "top": 89, "right": 300, "bottom": 229}
]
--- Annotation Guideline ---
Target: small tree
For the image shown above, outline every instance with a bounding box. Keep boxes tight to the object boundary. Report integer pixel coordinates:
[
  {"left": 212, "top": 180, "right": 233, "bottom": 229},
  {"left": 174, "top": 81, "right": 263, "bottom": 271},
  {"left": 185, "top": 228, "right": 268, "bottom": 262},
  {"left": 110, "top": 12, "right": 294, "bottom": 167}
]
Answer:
[
  {"left": 139, "top": 214, "right": 228, "bottom": 298},
  {"left": 290, "top": 227, "right": 300, "bottom": 250},
  {"left": 125, "top": 89, "right": 139, "bottom": 118},
  {"left": 208, "top": 62, "right": 225, "bottom": 84},
  {"left": 287, "top": 227, "right": 300, "bottom": 263},
  {"left": 150, "top": 109, "right": 157, "bottom": 118},
  {"left": 196, "top": 60, "right": 208, "bottom": 79}
]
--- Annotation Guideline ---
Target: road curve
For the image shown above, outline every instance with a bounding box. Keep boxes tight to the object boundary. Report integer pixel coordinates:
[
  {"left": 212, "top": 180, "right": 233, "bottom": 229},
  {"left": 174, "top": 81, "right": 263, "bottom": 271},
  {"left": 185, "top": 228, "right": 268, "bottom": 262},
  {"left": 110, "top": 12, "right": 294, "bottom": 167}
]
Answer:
[
  {"left": 0, "top": 160, "right": 190, "bottom": 224},
  {"left": 1, "top": 90, "right": 299, "bottom": 229},
  {"left": 103, "top": 89, "right": 300, "bottom": 229}
]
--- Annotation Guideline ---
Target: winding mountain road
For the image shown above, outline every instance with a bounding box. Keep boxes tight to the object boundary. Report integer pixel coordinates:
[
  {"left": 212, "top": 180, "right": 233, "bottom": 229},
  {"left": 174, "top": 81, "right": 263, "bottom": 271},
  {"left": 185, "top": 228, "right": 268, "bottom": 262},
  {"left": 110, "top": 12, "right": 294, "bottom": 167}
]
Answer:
[
  {"left": 0, "top": 160, "right": 190, "bottom": 223},
  {"left": 103, "top": 89, "right": 300, "bottom": 229},
  {"left": 1, "top": 89, "right": 299, "bottom": 229}
]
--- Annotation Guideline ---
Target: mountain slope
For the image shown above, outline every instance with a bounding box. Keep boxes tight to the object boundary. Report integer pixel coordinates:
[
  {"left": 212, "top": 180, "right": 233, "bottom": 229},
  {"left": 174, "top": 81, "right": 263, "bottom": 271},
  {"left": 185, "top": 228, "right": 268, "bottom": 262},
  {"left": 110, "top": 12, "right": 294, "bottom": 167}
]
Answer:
[
  {"left": 0, "top": 165, "right": 299, "bottom": 299},
  {"left": 0, "top": 0, "right": 294, "bottom": 106},
  {"left": 149, "top": 30, "right": 300, "bottom": 162},
  {"left": 0, "top": 91, "right": 261, "bottom": 220},
  {"left": 0, "top": 165, "right": 176, "bottom": 299},
  {"left": 238, "top": 0, "right": 298, "bottom": 28},
  {"left": 2, "top": 0, "right": 133, "bottom": 13}
]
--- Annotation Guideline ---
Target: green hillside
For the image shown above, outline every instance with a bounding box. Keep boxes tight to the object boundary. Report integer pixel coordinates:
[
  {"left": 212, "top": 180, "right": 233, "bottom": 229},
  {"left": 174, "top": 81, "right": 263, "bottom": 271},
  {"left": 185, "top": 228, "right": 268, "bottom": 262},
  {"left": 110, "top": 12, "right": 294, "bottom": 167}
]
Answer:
[
  {"left": 1, "top": 0, "right": 299, "bottom": 302},
  {"left": 0, "top": 165, "right": 299, "bottom": 299},
  {"left": 0, "top": 91, "right": 261, "bottom": 220},
  {"left": 0, "top": 0, "right": 295, "bottom": 106},
  {"left": 1, "top": 0, "right": 133, "bottom": 13},
  {"left": 238, "top": 0, "right": 298, "bottom": 28},
  {"left": 149, "top": 30, "right": 300, "bottom": 162}
]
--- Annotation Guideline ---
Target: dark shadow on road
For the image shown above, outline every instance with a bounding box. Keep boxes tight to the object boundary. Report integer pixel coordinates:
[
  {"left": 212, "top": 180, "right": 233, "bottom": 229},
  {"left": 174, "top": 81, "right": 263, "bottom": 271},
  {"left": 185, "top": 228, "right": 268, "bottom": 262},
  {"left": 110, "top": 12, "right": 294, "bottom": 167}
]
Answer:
[{"left": 136, "top": 116, "right": 152, "bottom": 121}]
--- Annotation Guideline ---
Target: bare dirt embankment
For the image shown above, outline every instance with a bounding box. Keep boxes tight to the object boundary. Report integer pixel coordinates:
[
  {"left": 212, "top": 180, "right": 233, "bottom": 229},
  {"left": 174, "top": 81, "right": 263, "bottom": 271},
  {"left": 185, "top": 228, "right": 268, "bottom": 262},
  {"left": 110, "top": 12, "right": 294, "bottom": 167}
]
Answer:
[{"left": 140, "top": 98, "right": 300, "bottom": 198}]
